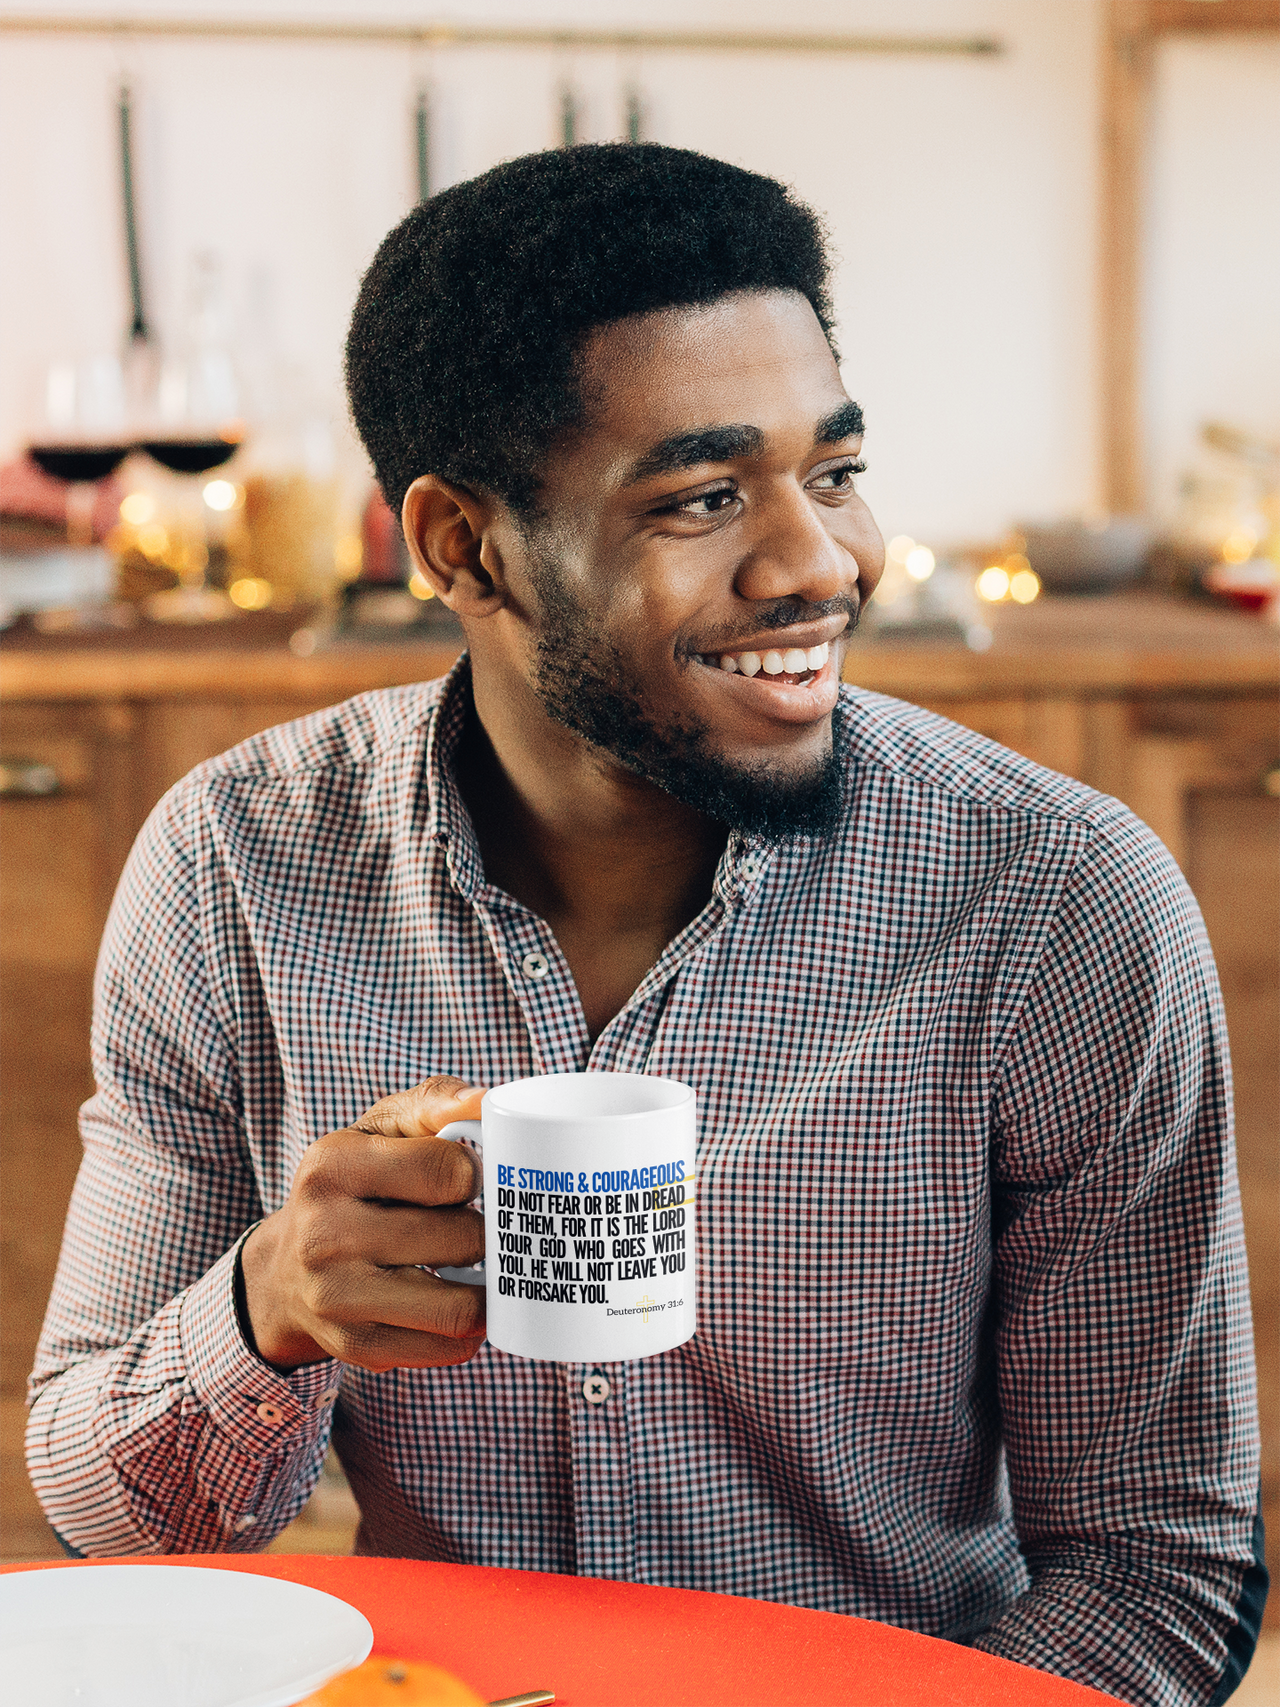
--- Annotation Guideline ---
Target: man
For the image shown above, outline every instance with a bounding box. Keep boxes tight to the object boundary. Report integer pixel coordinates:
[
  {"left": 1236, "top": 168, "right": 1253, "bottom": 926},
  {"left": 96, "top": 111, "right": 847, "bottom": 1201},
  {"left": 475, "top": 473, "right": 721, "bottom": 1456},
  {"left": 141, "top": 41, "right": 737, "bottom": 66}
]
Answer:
[{"left": 29, "top": 145, "right": 1263, "bottom": 1704}]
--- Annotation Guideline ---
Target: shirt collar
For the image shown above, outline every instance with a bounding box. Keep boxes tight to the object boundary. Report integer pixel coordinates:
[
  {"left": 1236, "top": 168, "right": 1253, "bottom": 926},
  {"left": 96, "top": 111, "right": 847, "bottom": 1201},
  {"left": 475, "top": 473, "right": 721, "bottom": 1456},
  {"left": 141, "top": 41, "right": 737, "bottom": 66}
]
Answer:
[
  {"left": 422, "top": 653, "right": 488, "bottom": 900},
  {"left": 713, "top": 832, "right": 773, "bottom": 903}
]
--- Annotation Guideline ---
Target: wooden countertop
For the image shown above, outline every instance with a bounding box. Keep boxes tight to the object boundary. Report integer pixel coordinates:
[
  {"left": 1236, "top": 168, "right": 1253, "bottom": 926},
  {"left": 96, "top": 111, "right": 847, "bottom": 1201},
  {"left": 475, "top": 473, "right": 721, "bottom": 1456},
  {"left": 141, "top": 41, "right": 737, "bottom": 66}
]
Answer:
[
  {"left": 1, "top": 590, "right": 1275, "bottom": 702},
  {"left": 851, "top": 589, "right": 1277, "bottom": 696}
]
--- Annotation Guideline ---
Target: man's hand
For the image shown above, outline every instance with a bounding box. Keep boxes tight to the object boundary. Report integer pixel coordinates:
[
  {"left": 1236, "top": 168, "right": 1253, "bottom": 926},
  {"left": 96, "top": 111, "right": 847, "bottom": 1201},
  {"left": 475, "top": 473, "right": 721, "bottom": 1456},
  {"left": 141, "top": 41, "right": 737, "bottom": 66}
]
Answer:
[{"left": 240, "top": 1077, "right": 487, "bottom": 1372}]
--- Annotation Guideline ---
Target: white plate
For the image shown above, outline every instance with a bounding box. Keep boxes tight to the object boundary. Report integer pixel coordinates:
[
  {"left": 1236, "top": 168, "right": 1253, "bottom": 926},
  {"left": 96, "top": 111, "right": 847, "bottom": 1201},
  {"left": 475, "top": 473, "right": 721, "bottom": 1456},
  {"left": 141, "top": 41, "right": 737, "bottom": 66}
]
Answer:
[{"left": 0, "top": 1564, "right": 374, "bottom": 1707}]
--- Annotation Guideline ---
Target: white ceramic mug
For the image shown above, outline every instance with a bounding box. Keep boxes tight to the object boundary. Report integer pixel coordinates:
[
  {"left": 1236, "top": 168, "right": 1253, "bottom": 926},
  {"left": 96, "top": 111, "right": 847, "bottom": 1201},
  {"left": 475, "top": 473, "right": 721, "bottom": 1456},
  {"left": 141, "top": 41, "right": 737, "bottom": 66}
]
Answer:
[{"left": 437, "top": 1071, "right": 696, "bottom": 1363}]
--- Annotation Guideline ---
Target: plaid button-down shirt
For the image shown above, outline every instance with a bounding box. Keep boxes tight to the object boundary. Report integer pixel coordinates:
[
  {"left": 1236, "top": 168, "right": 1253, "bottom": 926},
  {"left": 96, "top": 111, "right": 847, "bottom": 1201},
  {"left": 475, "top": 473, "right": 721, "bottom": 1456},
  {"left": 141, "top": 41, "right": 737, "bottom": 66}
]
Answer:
[{"left": 29, "top": 661, "right": 1263, "bottom": 1706}]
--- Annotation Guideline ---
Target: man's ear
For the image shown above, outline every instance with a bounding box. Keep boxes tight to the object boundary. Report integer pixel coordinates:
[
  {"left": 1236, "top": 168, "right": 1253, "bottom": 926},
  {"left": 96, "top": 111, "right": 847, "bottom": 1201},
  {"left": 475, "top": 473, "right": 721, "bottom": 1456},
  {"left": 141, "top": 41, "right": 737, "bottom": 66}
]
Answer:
[{"left": 401, "top": 475, "right": 507, "bottom": 617}]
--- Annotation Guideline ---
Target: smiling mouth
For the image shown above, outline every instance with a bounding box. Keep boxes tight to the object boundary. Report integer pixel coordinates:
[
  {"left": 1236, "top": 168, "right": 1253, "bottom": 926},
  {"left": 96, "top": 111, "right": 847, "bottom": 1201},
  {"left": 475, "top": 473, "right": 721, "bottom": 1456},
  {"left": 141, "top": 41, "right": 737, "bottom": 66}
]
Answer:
[{"left": 693, "top": 639, "right": 830, "bottom": 686}]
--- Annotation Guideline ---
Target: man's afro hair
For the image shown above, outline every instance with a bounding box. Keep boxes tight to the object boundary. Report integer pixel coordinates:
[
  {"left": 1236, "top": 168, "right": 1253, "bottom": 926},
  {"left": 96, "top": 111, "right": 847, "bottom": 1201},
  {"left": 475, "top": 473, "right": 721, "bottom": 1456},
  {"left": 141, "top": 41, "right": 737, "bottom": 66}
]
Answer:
[{"left": 345, "top": 142, "right": 836, "bottom": 515}]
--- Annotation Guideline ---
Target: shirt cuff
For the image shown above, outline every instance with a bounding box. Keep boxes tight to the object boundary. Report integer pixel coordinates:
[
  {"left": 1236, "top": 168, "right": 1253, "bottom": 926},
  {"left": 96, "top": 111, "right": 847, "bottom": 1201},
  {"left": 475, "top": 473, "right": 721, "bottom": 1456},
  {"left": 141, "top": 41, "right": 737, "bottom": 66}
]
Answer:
[{"left": 178, "top": 1233, "right": 342, "bottom": 1455}]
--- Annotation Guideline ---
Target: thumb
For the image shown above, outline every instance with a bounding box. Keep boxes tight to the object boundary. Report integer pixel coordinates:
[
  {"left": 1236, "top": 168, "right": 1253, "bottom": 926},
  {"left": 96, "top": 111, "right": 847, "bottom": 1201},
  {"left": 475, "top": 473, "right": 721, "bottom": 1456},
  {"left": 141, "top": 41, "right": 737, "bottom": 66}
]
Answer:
[{"left": 354, "top": 1075, "right": 486, "bottom": 1138}]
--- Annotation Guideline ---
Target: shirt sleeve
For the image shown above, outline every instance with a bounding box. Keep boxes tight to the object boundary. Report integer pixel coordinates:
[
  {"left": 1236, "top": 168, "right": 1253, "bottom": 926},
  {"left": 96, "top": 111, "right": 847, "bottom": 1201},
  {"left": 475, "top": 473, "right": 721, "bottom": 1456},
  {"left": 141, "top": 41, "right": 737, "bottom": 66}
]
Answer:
[
  {"left": 26, "top": 775, "right": 341, "bottom": 1556},
  {"left": 974, "top": 804, "right": 1264, "bottom": 1706}
]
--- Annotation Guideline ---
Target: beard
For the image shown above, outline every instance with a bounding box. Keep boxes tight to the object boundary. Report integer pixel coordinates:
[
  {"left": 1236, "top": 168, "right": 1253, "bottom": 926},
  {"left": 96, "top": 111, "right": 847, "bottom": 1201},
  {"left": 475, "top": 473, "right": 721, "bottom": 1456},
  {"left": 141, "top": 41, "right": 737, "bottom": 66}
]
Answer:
[{"left": 529, "top": 562, "right": 855, "bottom": 843}]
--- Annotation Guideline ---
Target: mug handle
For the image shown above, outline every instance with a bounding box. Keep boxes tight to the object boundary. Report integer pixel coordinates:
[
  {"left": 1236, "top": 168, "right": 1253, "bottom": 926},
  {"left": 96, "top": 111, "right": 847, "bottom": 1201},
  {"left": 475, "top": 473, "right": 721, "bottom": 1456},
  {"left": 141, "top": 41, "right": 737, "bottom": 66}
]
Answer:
[{"left": 435, "top": 1119, "right": 485, "bottom": 1285}]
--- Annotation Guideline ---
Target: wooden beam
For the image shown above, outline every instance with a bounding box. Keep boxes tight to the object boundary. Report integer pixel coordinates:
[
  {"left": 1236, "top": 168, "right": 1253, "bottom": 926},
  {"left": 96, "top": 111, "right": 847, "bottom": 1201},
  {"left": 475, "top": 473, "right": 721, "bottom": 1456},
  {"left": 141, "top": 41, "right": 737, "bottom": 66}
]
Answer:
[
  {"left": 1099, "top": 0, "right": 1278, "bottom": 513},
  {"left": 0, "top": 16, "right": 1003, "bottom": 56},
  {"left": 1147, "top": 1, "right": 1280, "bottom": 33},
  {"left": 1100, "top": 1, "right": 1153, "bottom": 515}
]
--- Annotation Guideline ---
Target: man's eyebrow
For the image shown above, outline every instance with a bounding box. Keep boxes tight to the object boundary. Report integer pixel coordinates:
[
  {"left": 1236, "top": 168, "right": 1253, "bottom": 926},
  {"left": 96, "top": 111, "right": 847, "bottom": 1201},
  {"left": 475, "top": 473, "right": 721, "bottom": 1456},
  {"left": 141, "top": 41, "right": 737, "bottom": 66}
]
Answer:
[
  {"left": 625, "top": 424, "right": 765, "bottom": 484},
  {"left": 814, "top": 401, "right": 865, "bottom": 445}
]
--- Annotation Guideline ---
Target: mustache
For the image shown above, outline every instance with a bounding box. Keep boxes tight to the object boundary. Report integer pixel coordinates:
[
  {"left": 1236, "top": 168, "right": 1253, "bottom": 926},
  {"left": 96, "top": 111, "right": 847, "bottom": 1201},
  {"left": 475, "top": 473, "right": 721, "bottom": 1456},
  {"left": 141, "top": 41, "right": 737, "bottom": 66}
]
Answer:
[{"left": 687, "top": 592, "right": 861, "bottom": 656}]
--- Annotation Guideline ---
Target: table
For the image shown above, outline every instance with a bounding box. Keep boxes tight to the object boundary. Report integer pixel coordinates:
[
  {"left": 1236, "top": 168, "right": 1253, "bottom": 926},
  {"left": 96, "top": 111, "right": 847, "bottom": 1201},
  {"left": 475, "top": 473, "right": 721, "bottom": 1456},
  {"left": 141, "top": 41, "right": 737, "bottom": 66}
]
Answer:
[{"left": 2, "top": 1555, "right": 1122, "bottom": 1705}]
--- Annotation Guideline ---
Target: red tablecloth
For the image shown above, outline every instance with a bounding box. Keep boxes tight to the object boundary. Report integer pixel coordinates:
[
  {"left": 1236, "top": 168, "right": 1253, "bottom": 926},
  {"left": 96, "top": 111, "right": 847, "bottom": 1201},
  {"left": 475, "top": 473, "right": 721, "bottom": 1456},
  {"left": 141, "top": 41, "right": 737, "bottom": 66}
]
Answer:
[{"left": 2, "top": 1555, "right": 1123, "bottom": 1706}]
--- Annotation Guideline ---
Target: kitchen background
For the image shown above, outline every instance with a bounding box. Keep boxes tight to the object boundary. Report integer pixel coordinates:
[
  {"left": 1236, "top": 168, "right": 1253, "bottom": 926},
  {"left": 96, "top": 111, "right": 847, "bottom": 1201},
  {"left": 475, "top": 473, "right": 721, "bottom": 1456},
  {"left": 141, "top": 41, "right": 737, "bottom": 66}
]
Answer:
[
  {"left": 0, "top": 0, "right": 1275, "bottom": 546},
  {"left": 0, "top": 0, "right": 1277, "bottom": 1681}
]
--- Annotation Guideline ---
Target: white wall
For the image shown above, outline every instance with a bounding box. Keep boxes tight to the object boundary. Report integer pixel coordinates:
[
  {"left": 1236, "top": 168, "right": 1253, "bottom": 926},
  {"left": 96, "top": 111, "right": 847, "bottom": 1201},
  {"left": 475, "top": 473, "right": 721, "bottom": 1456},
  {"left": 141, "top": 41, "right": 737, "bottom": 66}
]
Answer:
[
  {"left": 1142, "top": 35, "right": 1280, "bottom": 522},
  {"left": 4, "top": 1, "right": 1106, "bottom": 543}
]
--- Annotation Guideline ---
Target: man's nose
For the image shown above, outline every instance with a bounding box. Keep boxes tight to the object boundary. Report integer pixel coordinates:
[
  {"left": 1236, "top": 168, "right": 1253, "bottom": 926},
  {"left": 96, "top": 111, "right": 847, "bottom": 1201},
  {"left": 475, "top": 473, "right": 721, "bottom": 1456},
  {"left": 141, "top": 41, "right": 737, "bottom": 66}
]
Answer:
[{"left": 731, "top": 483, "right": 854, "bottom": 608}]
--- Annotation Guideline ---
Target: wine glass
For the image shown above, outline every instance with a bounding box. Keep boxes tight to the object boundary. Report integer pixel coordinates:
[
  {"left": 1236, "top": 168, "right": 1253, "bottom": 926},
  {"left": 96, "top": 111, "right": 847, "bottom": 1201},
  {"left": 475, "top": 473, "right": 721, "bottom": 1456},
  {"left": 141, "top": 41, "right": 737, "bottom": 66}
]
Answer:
[
  {"left": 138, "top": 254, "right": 247, "bottom": 622},
  {"left": 26, "top": 356, "right": 131, "bottom": 545}
]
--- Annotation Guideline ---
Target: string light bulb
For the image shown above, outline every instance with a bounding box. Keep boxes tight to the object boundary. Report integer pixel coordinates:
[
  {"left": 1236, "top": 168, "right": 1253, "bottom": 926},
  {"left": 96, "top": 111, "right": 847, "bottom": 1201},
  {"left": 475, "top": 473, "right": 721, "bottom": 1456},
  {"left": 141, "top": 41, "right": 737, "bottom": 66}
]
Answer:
[
  {"left": 203, "top": 479, "right": 239, "bottom": 511},
  {"left": 228, "top": 576, "right": 273, "bottom": 611},
  {"left": 120, "top": 491, "right": 156, "bottom": 526},
  {"left": 905, "top": 546, "right": 936, "bottom": 582},
  {"left": 1009, "top": 568, "right": 1041, "bottom": 604}
]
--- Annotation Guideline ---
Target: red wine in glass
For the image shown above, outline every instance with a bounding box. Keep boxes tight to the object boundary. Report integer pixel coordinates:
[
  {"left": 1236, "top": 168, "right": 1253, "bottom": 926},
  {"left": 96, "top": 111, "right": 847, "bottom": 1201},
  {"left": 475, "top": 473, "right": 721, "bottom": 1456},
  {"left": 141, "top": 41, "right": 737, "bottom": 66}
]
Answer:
[
  {"left": 140, "top": 438, "right": 240, "bottom": 475},
  {"left": 28, "top": 444, "right": 131, "bottom": 482}
]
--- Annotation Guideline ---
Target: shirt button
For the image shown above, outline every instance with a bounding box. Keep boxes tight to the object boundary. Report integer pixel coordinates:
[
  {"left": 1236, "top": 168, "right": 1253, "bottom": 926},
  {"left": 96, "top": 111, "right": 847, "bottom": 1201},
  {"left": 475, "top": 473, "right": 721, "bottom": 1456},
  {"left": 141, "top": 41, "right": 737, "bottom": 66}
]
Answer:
[
  {"left": 255, "top": 1402, "right": 284, "bottom": 1424},
  {"left": 521, "top": 951, "right": 550, "bottom": 980},
  {"left": 582, "top": 1371, "right": 611, "bottom": 1406},
  {"left": 315, "top": 1388, "right": 340, "bottom": 1409},
  {"left": 740, "top": 856, "right": 763, "bottom": 881},
  {"left": 233, "top": 1513, "right": 258, "bottom": 1534}
]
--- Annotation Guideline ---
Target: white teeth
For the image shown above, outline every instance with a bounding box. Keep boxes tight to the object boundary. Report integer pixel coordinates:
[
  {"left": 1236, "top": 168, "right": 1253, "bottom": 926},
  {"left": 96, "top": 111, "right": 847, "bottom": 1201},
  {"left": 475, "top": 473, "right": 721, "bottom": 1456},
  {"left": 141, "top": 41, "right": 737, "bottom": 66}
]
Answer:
[{"left": 712, "top": 645, "right": 828, "bottom": 677}]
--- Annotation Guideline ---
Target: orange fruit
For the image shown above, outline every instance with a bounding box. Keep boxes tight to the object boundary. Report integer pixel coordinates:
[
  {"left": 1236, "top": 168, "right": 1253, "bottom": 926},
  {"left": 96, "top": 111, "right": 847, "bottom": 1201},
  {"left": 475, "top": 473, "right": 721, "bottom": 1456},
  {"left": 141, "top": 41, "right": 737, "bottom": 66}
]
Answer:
[{"left": 296, "top": 1654, "right": 486, "bottom": 1706}]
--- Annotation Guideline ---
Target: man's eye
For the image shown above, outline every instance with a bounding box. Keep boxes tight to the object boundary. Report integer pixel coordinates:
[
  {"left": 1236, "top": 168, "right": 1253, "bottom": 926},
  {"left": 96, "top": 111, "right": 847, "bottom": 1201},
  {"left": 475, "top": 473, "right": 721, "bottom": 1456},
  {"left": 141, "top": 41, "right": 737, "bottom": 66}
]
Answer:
[
  {"left": 809, "top": 460, "right": 867, "bottom": 492},
  {"left": 663, "top": 486, "right": 738, "bottom": 518}
]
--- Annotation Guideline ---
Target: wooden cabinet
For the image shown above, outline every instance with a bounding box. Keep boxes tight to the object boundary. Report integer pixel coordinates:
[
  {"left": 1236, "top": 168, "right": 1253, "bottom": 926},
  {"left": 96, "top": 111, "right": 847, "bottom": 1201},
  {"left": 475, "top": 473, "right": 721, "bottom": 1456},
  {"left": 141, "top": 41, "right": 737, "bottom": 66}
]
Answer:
[
  {"left": 1, "top": 594, "right": 1276, "bottom": 1578},
  {"left": 0, "top": 702, "right": 140, "bottom": 1559}
]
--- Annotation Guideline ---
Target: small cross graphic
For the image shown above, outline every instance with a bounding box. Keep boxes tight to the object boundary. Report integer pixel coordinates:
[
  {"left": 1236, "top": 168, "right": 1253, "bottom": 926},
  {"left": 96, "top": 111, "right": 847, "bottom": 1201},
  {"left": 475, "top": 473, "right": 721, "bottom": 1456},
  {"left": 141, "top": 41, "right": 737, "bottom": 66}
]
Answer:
[{"left": 637, "top": 1294, "right": 656, "bottom": 1323}]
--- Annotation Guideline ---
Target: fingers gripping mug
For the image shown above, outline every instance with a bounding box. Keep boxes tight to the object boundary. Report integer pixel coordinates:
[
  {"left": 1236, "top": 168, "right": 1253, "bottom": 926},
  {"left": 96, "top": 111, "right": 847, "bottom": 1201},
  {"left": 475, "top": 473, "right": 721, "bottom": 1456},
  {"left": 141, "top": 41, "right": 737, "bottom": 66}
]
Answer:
[{"left": 438, "top": 1072, "right": 696, "bottom": 1363}]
